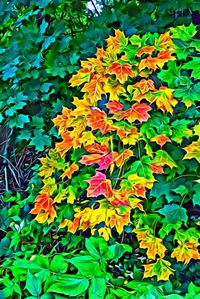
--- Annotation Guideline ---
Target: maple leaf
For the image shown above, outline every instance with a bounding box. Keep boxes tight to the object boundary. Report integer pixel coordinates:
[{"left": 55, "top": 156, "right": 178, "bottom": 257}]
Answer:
[
  {"left": 69, "top": 67, "right": 91, "bottom": 87},
  {"left": 79, "top": 131, "right": 96, "bottom": 146},
  {"left": 109, "top": 208, "right": 130, "bottom": 234},
  {"left": 87, "top": 108, "right": 114, "bottom": 134},
  {"left": 106, "top": 100, "right": 124, "bottom": 114},
  {"left": 128, "top": 79, "right": 156, "bottom": 102},
  {"left": 61, "top": 163, "right": 79, "bottom": 180},
  {"left": 81, "top": 74, "right": 105, "bottom": 102},
  {"left": 150, "top": 163, "right": 164, "bottom": 174},
  {"left": 55, "top": 133, "right": 73, "bottom": 156},
  {"left": 155, "top": 31, "right": 174, "bottom": 50},
  {"left": 106, "top": 29, "right": 128, "bottom": 51},
  {"left": 145, "top": 87, "right": 178, "bottom": 114},
  {"left": 53, "top": 107, "right": 72, "bottom": 135},
  {"left": 171, "top": 242, "right": 200, "bottom": 264},
  {"left": 79, "top": 144, "right": 112, "bottom": 170},
  {"left": 59, "top": 218, "right": 80, "bottom": 233},
  {"left": 124, "top": 103, "right": 152, "bottom": 123},
  {"left": 86, "top": 171, "right": 113, "bottom": 198},
  {"left": 143, "top": 259, "right": 174, "bottom": 281},
  {"left": 30, "top": 194, "right": 57, "bottom": 224},
  {"left": 151, "top": 134, "right": 170, "bottom": 148},
  {"left": 138, "top": 55, "right": 160, "bottom": 72},
  {"left": 116, "top": 126, "right": 139, "bottom": 146},
  {"left": 129, "top": 197, "right": 144, "bottom": 211},
  {"left": 106, "top": 62, "right": 135, "bottom": 84},
  {"left": 140, "top": 235, "right": 167, "bottom": 260},
  {"left": 183, "top": 140, "right": 200, "bottom": 163},
  {"left": 152, "top": 150, "right": 177, "bottom": 168},
  {"left": 112, "top": 149, "right": 133, "bottom": 168},
  {"left": 136, "top": 46, "right": 155, "bottom": 57},
  {"left": 104, "top": 79, "right": 126, "bottom": 101}
]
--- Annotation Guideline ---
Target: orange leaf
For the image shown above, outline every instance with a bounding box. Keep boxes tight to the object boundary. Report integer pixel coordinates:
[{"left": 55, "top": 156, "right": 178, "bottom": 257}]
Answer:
[
  {"left": 125, "top": 103, "right": 152, "bottom": 123},
  {"left": 86, "top": 171, "right": 113, "bottom": 198},
  {"left": 30, "top": 194, "right": 57, "bottom": 224},
  {"left": 171, "top": 242, "right": 200, "bottom": 264},
  {"left": 106, "top": 62, "right": 135, "bottom": 84},
  {"left": 81, "top": 74, "right": 105, "bottom": 101},
  {"left": 55, "top": 133, "right": 73, "bottom": 156},
  {"left": 106, "top": 29, "right": 128, "bottom": 51},
  {"left": 61, "top": 163, "right": 79, "bottom": 180},
  {"left": 88, "top": 108, "right": 114, "bottom": 134},
  {"left": 150, "top": 163, "right": 164, "bottom": 174},
  {"left": 136, "top": 46, "right": 155, "bottom": 57},
  {"left": 112, "top": 149, "right": 133, "bottom": 168},
  {"left": 106, "top": 100, "right": 124, "bottom": 114},
  {"left": 151, "top": 134, "right": 170, "bottom": 148}
]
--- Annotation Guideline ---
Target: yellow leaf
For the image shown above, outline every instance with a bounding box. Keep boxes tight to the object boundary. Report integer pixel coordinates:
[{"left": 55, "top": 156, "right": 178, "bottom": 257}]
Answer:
[
  {"left": 41, "top": 178, "right": 57, "bottom": 196},
  {"left": 140, "top": 235, "right": 167, "bottom": 260},
  {"left": 183, "top": 139, "right": 200, "bottom": 163},
  {"left": 54, "top": 189, "right": 68, "bottom": 204},
  {"left": 143, "top": 258, "right": 174, "bottom": 281},
  {"left": 171, "top": 242, "right": 200, "bottom": 264}
]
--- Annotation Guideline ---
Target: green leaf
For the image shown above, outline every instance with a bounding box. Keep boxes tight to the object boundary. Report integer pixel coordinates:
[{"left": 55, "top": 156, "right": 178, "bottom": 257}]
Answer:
[
  {"left": 172, "top": 185, "right": 188, "bottom": 196},
  {"left": 68, "top": 255, "right": 102, "bottom": 277},
  {"left": 158, "top": 204, "right": 188, "bottom": 225},
  {"left": 25, "top": 271, "right": 42, "bottom": 296},
  {"left": 29, "top": 131, "right": 51, "bottom": 151},
  {"left": 171, "top": 119, "right": 192, "bottom": 143},
  {"left": 9, "top": 114, "right": 30, "bottom": 128},
  {"left": 158, "top": 61, "right": 182, "bottom": 88},
  {"left": 46, "top": 275, "right": 89, "bottom": 297},
  {"left": 88, "top": 277, "right": 106, "bottom": 299},
  {"left": 170, "top": 23, "right": 197, "bottom": 41},
  {"left": 50, "top": 255, "right": 68, "bottom": 273},
  {"left": 182, "top": 57, "right": 200, "bottom": 80},
  {"left": 193, "top": 184, "right": 200, "bottom": 206}
]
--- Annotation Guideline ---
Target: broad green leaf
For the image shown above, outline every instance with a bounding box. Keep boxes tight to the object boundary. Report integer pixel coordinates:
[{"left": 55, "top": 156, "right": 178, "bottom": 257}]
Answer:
[
  {"left": 88, "top": 277, "right": 106, "bottom": 299},
  {"left": 68, "top": 255, "right": 103, "bottom": 277},
  {"left": 29, "top": 131, "right": 51, "bottom": 151},
  {"left": 25, "top": 271, "right": 43, "bottom": 296},
  {"left": 46, "top": 275, "right": 89, "bottom": 297},
  {"left": 50, "top": 255, "right": 68, "bottom": 273}
]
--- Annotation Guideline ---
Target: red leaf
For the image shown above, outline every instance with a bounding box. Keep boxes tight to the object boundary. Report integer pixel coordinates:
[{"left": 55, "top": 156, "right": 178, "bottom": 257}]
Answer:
[
  {"left": 79, "top": 144, "right": 112, "bottom": 170},
  {"left": 125, "top": 103, "right": 152, "bottom": 123},
  {"left": 86, "top": 171, "right": 113, "bottom": 198},
  {"left": 106, "top": 63, "right": 135, "bottom": 84},
  {"left": 151, "top": 134, "right": 170, "bottom": 148},
  {"left": 106, "top": 100, "right": 124, "bottom": 114}
]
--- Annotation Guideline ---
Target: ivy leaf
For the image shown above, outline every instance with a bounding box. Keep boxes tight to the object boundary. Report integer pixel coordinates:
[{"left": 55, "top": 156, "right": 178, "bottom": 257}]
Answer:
[
  {"left": 182, "top": 57, "right": 200, "bottom": 80},
  {"left": 152, "top": 150, "right": 177, "bottom": 168},
  {"left": 125, "top": 103, "right": 152, "bottom": 123},
  {"left": 172, "top": 185, "right": 188, "bottom": 196},
  {"left": 157, "top": 204, "right": 188, "bottom": 225},
  {"left": 9, "top": 114, "right": 30, "bottom": 128},
  {"left": 170, "top": 23, "right": 197, "bottom": 42},
  {"left": 30, "top": 131, "right": 51, "bottom": 151},
  {"left": 158, "top": 61, "right": 182, "bottom": 88}
]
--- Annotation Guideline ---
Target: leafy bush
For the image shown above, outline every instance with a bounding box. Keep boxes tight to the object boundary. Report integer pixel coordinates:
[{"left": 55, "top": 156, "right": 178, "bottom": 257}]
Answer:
[
  {"left": 1, "top": 1, "right": 200, "bottom": 298},
  {"left": 28, "top": 25, "right": 200, "bottom": 295}
]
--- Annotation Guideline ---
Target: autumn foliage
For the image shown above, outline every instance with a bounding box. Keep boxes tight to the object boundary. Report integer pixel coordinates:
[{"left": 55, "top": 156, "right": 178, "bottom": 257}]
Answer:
[{"left": 31, "top": 26, "right": 200, "bottom": 282}]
